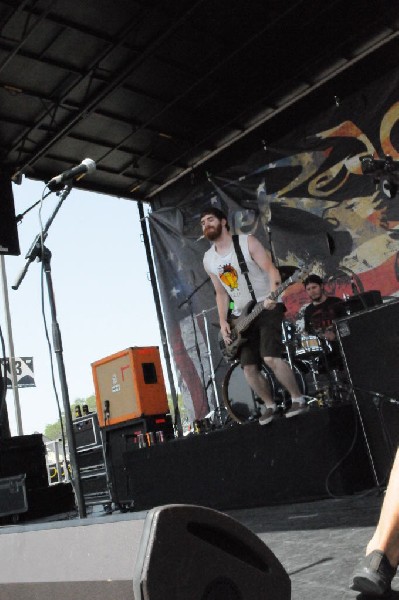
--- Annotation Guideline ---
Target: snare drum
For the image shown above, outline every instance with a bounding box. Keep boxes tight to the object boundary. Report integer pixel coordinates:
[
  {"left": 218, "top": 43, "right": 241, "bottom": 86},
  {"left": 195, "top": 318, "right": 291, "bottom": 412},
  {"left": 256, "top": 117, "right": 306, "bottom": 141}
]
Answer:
[
  {"left": 222, "top": 360, "right": 306, "bottom": 424},
  {"left": 296, "top": 334, "right": 323, "bottom": 356}
]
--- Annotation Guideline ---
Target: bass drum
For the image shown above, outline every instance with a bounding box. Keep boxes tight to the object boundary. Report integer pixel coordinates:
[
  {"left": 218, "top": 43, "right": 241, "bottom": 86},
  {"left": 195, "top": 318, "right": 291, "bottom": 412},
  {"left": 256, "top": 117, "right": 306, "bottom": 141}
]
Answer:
[{"left": 222, "top": 360, "right": 306, "bottom": 424}]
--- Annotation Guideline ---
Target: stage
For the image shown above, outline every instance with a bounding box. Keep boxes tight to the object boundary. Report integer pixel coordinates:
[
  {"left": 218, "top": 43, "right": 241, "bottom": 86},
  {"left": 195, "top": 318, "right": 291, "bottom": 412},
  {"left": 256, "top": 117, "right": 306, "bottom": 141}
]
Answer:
[
  {"left": 1, "top": 301, "right": 399, "bottom": 598},
  {"left": 0, "top": 400, "right": 396, "bottom": 599},
  {"left": 230, "top": 494, "right": 395, "bottom": 600},
  {"left": 0, "top": 493, "right": 395, "bottom": 599}
]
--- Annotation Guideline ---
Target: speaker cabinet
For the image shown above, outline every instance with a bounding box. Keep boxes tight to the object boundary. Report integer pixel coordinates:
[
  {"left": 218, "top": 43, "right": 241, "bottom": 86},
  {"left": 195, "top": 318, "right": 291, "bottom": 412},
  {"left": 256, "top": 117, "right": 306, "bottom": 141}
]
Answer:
[
  {"left": 92, "top": 347, "right": 169, "bottom": 427},
  {"left": 336, "top": 300, "right": 399, "bottom": 483},
  {"left": 0, "top": 174, "right": 20, "bottom": 256},
  {"left": 0, "top": 434, "right": 48, "bottom": 491},
  {"left": 73, "top": 414, "right": 101, "bottom": 449},
  {"left": 335, "top": 300, "right": 399, "bottom": 398},
  {"left": 133, "top": 504, "right": 291, "bottom": 600},
  {"left": 340, "top": 290, "right": 382, "bottom": 314}
]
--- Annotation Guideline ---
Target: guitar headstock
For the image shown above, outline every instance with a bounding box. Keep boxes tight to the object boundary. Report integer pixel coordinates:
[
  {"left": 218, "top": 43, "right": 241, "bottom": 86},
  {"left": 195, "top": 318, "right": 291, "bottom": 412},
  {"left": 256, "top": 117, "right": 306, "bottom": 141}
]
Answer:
[{"left": 287, "top": 262, "right": 315, "bottom": 285}]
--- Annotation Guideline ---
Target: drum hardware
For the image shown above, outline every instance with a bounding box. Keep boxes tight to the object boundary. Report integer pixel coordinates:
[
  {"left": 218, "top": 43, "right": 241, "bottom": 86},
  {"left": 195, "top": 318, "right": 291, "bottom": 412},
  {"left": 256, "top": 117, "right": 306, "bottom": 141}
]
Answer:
[
  {"left": 221, "top": 317, "right": 351, "bottom": 425},
  {"left": 327, "top": 369, "right": 352, "bottom": 404},
  {"left": 222, "top": 360, "right": 306, "bottom": 424},
  {"left": 293, "top": 320, "right": 354, "bottom": 406},
  {"left": 200, "top": 307, "right": 225, "bottom": 426},
  {"left": 282, "top": 321, "right": 332, "bottom": 407},
  {"left": 191, "top": 305, "right": 227, "bottom": 427},
  {"left": 283, "top": 322, "right": 331, "bottom": 405},
  {"left": 299, "top": 348, "right": 351, "bottom": 406},
  {"left": 281, "top": 320, "right": 298, "bottom": 370},
  {"left": 193, "top": 417, "right": 213, "bottom": 434}
]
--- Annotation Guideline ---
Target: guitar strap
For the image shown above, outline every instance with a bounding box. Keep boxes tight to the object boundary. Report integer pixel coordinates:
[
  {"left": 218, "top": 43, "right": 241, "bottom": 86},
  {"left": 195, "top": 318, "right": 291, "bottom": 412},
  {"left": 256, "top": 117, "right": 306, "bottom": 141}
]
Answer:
[{"left": 232, "top": 235, "right": 257, "bottom": 303}]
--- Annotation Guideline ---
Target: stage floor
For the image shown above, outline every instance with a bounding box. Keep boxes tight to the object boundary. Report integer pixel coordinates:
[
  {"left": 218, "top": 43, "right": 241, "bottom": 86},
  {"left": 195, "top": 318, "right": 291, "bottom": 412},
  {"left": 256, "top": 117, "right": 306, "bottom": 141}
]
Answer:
[
  {"left": 1, "top": 492, "right": 396, "bottom": 599},
  {"left": 228, "top": 493, "right": 399, "bottom": 600}
]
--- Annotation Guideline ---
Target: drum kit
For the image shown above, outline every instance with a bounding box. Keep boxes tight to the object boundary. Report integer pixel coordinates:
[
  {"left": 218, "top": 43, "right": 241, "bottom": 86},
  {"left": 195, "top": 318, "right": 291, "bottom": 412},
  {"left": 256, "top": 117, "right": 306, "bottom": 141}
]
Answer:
[{"left": 222, "top": 316, "right": 352, "bottom": 425}]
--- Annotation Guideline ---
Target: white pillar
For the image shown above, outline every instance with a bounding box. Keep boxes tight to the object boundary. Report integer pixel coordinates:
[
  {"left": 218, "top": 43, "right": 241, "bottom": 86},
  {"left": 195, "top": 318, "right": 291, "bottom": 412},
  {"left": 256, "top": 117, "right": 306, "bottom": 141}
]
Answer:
[{"left": 0, "top": 255, "right": 23, "bottom": 435}]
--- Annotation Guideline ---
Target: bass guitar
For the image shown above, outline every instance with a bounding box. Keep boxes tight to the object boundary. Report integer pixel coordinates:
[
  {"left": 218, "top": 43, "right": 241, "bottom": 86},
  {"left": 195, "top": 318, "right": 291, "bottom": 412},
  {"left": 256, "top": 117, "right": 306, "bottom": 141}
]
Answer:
[{"left": 218, "top": 266, "right": 308, "bottom": 361}]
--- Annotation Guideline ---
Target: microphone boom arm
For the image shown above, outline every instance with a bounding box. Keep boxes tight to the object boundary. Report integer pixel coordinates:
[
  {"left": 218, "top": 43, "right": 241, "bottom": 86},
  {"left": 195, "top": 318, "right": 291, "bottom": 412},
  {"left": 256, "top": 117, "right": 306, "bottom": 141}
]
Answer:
[{"left": 12, "top": 183, "right": 73, "bottom": 290}]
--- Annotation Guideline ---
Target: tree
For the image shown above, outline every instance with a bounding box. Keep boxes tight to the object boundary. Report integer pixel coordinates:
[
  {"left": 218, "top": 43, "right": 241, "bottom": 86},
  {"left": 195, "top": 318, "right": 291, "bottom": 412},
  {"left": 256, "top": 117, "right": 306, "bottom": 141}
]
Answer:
[{"left": 44, "top": 394, "right": 97, "bottom": 440}]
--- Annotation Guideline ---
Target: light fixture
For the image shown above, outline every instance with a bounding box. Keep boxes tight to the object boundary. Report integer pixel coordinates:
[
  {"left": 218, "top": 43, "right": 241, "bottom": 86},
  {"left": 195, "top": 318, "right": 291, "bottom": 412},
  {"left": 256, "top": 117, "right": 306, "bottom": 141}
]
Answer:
[{"left": 360, "top": 154, "right": 399, "bottom": 199}]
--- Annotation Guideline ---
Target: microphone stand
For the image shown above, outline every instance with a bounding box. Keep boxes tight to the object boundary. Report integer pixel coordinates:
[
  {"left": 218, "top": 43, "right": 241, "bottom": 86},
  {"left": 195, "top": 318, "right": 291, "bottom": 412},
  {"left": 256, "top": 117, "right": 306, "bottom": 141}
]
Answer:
[
  {"left": 12, "top": 183, "right": 86, "bottom": 518},
  {"left": 178, "top": 277, "right": 211, "bottom": 420},
  {"left": 354, "top": 387, "right": 398, "bottom": 486},
  {"left": 337, "top": 266, "right": 368, "bottom": 311}
]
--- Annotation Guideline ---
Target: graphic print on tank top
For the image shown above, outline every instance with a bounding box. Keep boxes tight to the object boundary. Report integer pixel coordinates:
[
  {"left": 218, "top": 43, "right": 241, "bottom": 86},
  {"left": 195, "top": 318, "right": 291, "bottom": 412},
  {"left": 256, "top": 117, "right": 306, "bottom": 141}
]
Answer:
[{"left": 219, "top": 263, "right": 240, "bottom": 292}]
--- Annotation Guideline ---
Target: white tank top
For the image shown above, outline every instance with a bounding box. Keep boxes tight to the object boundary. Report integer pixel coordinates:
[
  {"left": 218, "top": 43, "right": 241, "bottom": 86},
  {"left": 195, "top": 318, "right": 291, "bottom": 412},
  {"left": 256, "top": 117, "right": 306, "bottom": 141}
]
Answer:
[{"left": 203, "top": 234, "right": 271, "bottom": 313}]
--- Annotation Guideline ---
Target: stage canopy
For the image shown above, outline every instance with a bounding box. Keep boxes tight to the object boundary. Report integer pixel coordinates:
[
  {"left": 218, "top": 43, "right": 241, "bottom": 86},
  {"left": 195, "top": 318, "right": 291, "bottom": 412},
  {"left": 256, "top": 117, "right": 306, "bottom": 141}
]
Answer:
[{"left": 0, "top": 0, "right": 399, "bottom": 201}]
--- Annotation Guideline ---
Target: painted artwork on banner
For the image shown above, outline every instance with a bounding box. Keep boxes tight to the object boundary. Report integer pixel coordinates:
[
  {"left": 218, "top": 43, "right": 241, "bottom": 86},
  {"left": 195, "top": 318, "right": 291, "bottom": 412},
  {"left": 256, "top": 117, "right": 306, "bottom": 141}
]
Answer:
[{"left": 149, "top": 67, "right": 399, "bottom": 421}]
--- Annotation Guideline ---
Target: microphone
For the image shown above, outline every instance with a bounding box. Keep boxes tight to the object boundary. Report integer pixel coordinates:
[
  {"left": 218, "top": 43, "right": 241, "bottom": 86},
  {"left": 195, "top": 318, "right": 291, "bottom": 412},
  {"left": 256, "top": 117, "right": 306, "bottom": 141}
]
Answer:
[{"left": 47, "top": 158, "right": 96, "bottom": 191}]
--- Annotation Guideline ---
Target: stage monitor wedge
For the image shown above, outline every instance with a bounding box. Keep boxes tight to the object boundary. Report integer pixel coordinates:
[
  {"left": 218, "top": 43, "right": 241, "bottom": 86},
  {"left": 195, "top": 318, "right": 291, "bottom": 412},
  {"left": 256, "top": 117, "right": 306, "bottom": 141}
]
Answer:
[
  {"left": 133, "top": 504, "right": 291, "bottom": 600},
  {"left": 0, "top": 174, "right": 20, "bottom": 256}
]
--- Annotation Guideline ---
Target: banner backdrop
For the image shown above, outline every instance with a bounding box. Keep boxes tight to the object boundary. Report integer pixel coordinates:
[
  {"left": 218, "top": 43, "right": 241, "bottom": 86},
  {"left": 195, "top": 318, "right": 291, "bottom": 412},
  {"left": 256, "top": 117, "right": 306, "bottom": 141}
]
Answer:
[{"left": 149, "top": 66, "right": 399, "bottom": 421}]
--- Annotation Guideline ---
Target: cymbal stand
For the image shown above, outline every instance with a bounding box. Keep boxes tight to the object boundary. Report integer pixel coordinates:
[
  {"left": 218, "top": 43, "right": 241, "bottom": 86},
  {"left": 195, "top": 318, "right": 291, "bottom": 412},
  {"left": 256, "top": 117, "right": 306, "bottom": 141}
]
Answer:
[
  {"left": 303, "top": 352, "right": 327, "bottom": 404},
  {"left": 178, "top": 276, "right": 211, "bottom": 419},
  {"left": 318, "top": 335, "right": 350, "bottom": 404},
  {"left": 200, "top": 308, "right": 225, "bottom": 426},
  {"left": 281, "top": 321, "right": 296, "bottom": 370}
]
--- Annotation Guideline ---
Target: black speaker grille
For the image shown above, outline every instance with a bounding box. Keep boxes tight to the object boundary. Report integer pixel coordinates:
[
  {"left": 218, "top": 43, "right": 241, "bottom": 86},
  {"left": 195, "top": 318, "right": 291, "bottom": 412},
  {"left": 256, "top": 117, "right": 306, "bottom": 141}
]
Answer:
[{"left": 202, "top": 577, "right": 242, "bottom": 600}]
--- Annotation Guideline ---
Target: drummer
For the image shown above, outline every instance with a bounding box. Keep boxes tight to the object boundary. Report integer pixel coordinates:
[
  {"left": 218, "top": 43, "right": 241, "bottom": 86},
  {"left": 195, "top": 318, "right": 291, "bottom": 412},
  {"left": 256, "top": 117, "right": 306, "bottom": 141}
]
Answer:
[{"left": 303, "top": 274, "right": 346, "bottom": 367}]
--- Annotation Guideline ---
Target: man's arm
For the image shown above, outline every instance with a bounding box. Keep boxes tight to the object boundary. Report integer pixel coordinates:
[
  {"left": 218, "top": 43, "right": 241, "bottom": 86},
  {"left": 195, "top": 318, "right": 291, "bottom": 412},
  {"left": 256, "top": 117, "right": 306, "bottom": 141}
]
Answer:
[
  {"left": 247, "top": 235, "right": 281, "bottom": 309},
  {"left": 208, "top": 272, "right": 232, "bottom": 342}
]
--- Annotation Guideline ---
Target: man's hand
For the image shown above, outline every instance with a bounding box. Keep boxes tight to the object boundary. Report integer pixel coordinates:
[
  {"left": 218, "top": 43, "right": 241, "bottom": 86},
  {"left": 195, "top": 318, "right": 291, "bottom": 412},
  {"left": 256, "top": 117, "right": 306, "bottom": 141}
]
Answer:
[
  {"left": 314, "top": 326, "right": 336, "bottom": 342},
  {"left": 220, "top": 319, "right": 232, "bottom": 345},
  {"left": 263, "top": 297, "right": 277, "bottom": 311},
  {"left": 323, "top": 327, "right": 336, "bottom": 342}
]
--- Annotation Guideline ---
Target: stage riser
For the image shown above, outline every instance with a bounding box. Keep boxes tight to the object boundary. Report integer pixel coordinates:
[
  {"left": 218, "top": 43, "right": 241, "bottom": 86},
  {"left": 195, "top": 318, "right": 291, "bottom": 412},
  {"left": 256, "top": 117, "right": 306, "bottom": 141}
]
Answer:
[
  {"left": 0, "top": 519, "right": 144, "bottom": 599},
  {"left": 0, "top": 582, "right": 132, "bottom": 600},
  {"left": 114, "top": 405, "right": 373, "bottom": 510}
]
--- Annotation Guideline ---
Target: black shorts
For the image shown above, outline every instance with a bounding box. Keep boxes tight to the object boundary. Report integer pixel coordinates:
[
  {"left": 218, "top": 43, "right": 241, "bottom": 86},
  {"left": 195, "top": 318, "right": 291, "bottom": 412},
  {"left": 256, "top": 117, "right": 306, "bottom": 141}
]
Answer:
[{"left": 236, "top": 305, "right": 284, "bottom": 366}]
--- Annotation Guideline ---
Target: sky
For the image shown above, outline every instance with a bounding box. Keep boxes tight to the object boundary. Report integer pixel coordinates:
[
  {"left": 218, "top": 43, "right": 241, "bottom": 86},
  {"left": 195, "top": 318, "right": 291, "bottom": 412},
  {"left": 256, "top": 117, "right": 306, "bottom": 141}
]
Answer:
[{"left": 1, "top": 177, "right": 166, "bottom": 436}]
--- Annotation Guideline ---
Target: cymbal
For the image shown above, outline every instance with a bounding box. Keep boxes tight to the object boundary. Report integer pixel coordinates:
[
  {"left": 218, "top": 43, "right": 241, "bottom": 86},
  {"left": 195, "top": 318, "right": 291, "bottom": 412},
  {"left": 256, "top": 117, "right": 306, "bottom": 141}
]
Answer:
[{"left": 278, "top": 266, "right": 297, "bottom": 282}]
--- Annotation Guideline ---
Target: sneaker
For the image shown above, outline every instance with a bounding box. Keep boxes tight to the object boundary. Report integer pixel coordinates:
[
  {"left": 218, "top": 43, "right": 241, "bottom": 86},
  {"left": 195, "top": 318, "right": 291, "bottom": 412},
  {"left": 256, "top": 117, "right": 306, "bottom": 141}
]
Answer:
[
  {"left": 285, "top": 399, "right": 309, "bottom": 419},
  {"left": 258, "top": 405, "right": 277, "bottom": 426},
  {"left": 350, "top": 550, "right": 397, "bottom": 596}
]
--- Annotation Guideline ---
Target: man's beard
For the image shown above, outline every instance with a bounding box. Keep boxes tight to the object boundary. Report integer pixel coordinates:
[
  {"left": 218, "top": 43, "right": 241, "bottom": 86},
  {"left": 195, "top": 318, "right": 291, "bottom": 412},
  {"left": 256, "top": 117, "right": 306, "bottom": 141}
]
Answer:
[{"left": 204, "top": 222, "right": 222, "bottom": 241}]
